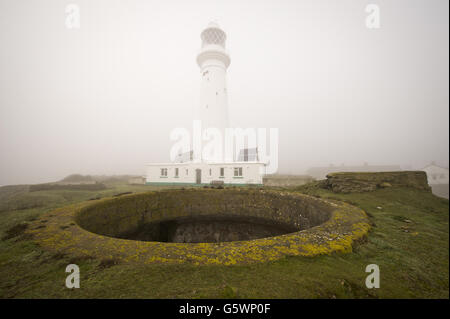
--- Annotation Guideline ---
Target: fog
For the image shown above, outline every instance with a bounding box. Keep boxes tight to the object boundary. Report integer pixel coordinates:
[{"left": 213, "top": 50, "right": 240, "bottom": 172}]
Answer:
[{"left": 0, "top": 0, "right": 448, "bottom": 185}]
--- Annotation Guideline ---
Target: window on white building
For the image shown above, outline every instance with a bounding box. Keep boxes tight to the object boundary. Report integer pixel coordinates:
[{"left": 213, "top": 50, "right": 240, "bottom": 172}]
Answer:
[
  {"left": 175, "top": 168, "right": 179, "bottom": 177},
  {"left": 209, "top": 169, "right": 212, "bottom": 176},
  {"left": 234, "top": 167, "right": 243, "bottom": 177},
  {"left": 220, "top": 168, "right": 225, "bottom": 177},
  {"left": 186, "top": 169, "right": 188, "bottom": 175},
  {"left": 160, "top": 168, "right": 168, "bottom": 177}
]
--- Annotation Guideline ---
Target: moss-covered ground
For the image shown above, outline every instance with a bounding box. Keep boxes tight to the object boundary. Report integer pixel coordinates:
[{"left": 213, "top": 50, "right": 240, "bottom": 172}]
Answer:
[{"left": 0, "top": 182, "right": 448, "bottom": 298}]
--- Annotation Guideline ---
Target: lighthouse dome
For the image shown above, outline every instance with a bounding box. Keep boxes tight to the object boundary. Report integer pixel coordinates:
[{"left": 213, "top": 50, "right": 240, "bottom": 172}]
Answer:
[{"left": 201, "top": 22, "right": 227, "bottom": 48}]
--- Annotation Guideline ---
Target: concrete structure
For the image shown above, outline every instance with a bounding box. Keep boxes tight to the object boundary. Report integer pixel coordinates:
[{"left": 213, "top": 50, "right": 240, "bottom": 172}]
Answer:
[
  {"left": 128, "top": 176, "right": 146, "bottom": 185},
  {"left": 145, "top": 23, "right": 265, "bottom": 186},
  {"left": 422, "top": 163, "right": 449, "bottom": 185},
  {"left": 306, "top": 163, "right": 402, "bottom": 180}
]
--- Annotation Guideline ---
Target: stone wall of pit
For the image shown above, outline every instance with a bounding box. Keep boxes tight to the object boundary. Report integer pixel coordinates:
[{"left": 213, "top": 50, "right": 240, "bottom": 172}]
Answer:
[{"left": 75, "top": 189, "right": 332, "bottom": 240}]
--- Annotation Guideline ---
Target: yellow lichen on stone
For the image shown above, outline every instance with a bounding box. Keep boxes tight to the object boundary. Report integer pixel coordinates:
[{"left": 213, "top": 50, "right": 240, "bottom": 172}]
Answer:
[{"left": 26, "top": 189, "right": 370, "bottom": 265}]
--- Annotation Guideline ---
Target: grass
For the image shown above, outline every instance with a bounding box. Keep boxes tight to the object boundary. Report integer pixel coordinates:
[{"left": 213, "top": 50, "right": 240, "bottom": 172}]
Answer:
[{"left": 0, "top": 182, "right": 448, "bottom": 298}]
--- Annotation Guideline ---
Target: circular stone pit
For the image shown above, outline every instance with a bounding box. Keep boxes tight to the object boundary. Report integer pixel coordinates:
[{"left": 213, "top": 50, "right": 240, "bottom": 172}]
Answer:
[
  {"left": 26, "top": 188, "right": 370, "bottom": 265},
  {"left": 75, "top": 188, "right": 331, "bottom": 243}
]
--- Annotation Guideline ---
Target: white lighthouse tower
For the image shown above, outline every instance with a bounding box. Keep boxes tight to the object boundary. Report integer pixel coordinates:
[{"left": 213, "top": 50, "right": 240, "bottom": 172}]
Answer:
[
  {"left": 145, "top": 23, "right": 265, "bottom": 186},
  {"left": 196, "top": 22, "right": 230, "bottom": 141}
]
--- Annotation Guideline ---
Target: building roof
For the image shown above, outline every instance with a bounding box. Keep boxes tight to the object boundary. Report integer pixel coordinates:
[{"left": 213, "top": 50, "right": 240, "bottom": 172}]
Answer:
[
  {"left": 207, "top": 21, "right": 220, "bottom": 29},
  {"left": 146, "top": 161, "right": 265, "bottom": 166}
]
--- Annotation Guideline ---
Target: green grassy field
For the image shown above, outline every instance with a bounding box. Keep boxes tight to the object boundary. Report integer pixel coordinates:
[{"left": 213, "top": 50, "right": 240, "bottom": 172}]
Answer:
[{"left": 0, "top": 182, "right": 448, "bottom": 298}]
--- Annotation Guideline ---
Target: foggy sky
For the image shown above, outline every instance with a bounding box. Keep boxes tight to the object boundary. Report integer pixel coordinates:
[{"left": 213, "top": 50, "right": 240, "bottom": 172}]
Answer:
[{"left": 0, "top": 0, "right": 448, "bottom": 185}]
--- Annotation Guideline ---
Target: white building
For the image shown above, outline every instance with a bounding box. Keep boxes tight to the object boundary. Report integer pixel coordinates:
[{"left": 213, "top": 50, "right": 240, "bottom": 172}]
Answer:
[
  {"left": 146, "top": 162, "right": 264, "bottom": 186},
  {"left": 422, "top": 163, "right": 449, "bottom": 185},
  {"left": 145, "top": 22, "right": 265, "bottom": 186}
]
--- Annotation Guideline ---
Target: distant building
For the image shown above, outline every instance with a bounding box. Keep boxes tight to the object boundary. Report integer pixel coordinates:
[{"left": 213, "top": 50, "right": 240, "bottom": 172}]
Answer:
[
  {"left": 128, "top": 176, "right": 146, "bottom": 185},
  {"left": 306, "top": 163, "right": 402, "bottom": 180},
  {"left": 422, "top": 163, "right": 449, "bottom": 185}
]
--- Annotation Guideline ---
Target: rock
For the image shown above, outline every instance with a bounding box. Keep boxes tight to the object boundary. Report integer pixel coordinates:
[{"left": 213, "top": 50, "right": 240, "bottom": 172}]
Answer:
[{"left": 321, "top": 171, "right": 431, "bottom": 194}]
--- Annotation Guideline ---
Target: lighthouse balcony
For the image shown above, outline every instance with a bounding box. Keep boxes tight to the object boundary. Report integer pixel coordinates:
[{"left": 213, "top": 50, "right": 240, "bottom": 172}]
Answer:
[{"left": 197, "top": 46, "right": 230, "bottom": 68}]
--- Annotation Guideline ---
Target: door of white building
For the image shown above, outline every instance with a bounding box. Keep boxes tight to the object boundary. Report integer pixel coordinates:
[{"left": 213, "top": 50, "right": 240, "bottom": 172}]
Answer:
[{"left": 196, "top": 169, "right": 202, "bottom": 184}]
